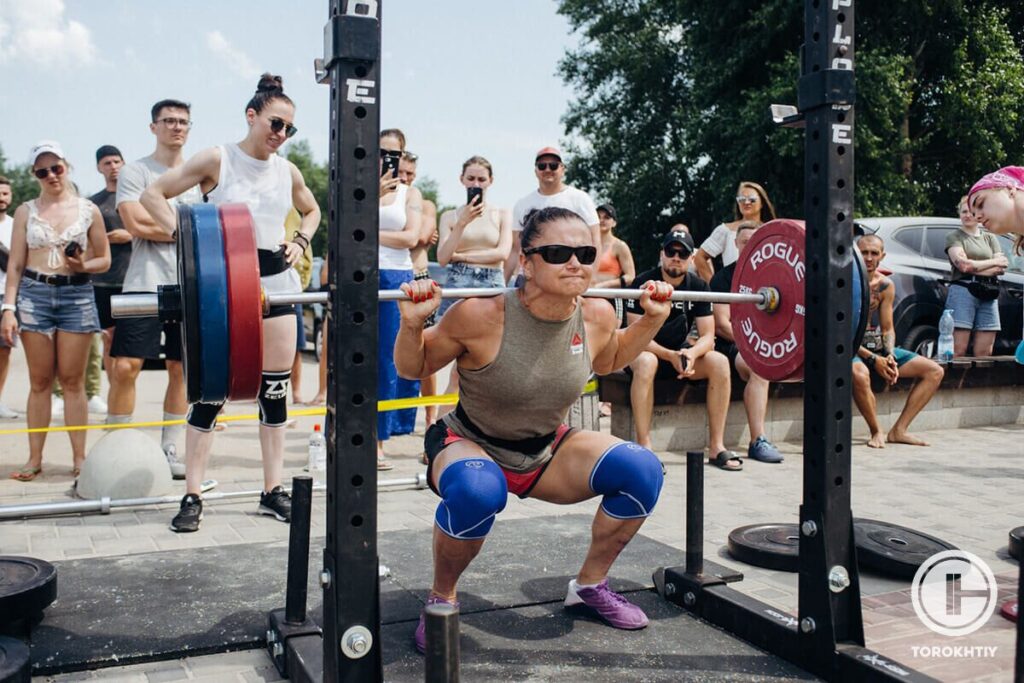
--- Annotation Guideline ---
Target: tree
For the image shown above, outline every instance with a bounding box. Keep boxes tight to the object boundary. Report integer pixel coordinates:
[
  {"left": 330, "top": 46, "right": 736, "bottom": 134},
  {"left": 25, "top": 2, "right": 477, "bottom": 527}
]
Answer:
[
  {"left": 557, "top": 0, "right": 1024, "bottom": 264},
  {"left": 0, "top": 145, "right": 41, "bottom": 213},
  {"left": 284, "top": 140, "right": 329, "bottom": 256}
]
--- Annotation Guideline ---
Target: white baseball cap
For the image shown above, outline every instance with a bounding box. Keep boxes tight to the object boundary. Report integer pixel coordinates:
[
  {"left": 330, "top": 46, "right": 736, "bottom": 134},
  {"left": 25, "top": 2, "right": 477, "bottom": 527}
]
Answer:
[{"left": 28, "top": 140, "right": 66, "bottom": 166}]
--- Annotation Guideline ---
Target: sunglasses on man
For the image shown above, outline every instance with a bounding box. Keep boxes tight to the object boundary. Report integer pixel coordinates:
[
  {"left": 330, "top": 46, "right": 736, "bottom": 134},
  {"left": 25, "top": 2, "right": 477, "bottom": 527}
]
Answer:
[
  {"left": 663, "top": 245, "right": 692, "bottom": 259},
  {"left": 269, "top": 117, "right": 298, "bottom": 138},
  {"left": 536, "top": 161, "right": 561, "bottom": 172},
  {"left": 523, "top": 244, "right": 597, "bottom": 265},
  {"left": 33, "top": 164, "right": 65, "bottom": 180}
]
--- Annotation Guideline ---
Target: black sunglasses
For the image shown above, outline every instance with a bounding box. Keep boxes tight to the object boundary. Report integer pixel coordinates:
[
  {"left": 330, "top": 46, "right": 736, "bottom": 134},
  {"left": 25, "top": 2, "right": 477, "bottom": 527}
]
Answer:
[
  {"left": 33, "top": 164, "right": 65, "bottom": 179},
  {"left": 536, "top": 161, "right": 561, "bottom": 171},
  {"left": 663, "top": 246, "right": 692, "bottom": 259},
  {"left": 269, "top": 117, "right": 298, "bottom": 138},
  {"left": 523, "top": 244, "right": 597, "bottom": 265}
]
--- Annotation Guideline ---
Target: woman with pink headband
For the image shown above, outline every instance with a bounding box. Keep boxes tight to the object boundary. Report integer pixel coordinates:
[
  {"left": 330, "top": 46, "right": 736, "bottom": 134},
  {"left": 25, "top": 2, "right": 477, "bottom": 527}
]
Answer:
[{"left": 968, "top": 166, "right": 1024, "bottom": 254}]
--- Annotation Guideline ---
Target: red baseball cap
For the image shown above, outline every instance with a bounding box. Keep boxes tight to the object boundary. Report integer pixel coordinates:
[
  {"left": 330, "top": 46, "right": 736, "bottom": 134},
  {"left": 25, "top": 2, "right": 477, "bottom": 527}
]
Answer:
[{"left": 534, "top": 146, "right": 563, "bottom": 161}]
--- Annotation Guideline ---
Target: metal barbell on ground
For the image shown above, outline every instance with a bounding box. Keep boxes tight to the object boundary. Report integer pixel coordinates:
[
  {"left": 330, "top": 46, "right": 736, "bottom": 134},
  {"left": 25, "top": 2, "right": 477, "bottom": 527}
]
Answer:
[{"left": 110, "top": 205, "right": 866, "bottom": 403}]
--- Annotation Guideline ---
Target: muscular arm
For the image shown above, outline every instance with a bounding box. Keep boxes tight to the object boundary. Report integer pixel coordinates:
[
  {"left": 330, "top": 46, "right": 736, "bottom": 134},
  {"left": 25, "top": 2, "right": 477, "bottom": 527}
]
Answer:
[
  {"left": 138, "top": 147, "right": 220, "bottom": 237},
  {"left": 118, "top": 202, "right": 175, "bottom": 242},
  {"left": 591, "top": 300, "right": 668, "bottom": 375},
  {"left": 690, "top": 315, "right": 716, "bottom": 358},
  {"left": 394, "top": 297, "right": 493, "bottom": 379},
  {"left": 106, "top": 228, "right": 133, "bottom": 244}
]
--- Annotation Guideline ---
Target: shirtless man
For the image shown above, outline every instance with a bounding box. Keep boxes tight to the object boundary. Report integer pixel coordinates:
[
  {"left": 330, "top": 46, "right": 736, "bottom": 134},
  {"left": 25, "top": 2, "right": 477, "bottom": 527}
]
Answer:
[{"left": 851, "top": 234, "right": 944, "bottom": 448}]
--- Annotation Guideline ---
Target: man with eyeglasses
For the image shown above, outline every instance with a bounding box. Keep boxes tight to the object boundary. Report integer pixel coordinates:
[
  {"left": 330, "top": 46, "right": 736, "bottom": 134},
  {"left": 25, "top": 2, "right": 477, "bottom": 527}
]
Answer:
[
  {"left": 110, "top": 99, "right": 201, "bottom": 477},
  {"left": 506, "top": 147, "right": 599, "bottom": 283},
  {"left": 624, "top": 230, "right": 743, "bottom": 471}
]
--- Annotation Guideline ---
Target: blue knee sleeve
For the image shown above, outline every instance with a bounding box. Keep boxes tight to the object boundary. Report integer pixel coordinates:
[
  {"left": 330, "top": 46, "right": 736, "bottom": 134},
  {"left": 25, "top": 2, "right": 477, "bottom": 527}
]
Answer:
[
  {"left": 589, "top": 442, "right": 664, "bottom": 519},
  {"left": 434, "top": 458, "right": 508, "bottom": 540}
]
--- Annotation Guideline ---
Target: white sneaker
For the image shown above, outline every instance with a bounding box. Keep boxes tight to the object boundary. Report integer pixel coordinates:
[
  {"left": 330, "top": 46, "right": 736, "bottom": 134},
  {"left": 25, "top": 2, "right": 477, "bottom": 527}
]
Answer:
[
  {"left": 87, "top": 395, "right": 108, "bottom": 415},
  {"left": 52, "top": 396, "right": 64, "bottom": 418},
  {"left": 164, "top": 444, "right": 186, "bottom": 480},
  {"left": 0, "top": 402, "right": 18, "bottom": 419}
]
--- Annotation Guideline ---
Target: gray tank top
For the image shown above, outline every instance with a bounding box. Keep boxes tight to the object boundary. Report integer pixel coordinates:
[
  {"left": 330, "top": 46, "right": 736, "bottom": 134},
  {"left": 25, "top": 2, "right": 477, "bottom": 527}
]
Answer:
[{"left": 443, "top": 290, "right": 592, "bottom": 472}]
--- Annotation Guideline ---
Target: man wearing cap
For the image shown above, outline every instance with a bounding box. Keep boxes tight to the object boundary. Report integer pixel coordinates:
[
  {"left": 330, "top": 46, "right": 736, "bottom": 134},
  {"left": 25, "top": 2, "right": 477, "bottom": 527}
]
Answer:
[
  {"left": 624, "top": 230, "right": 742, "bottom": 471},
  {"left": 110, "top": 99, "right": 201, "bottom": 477},
  {"left": 506, "top": 147, "right": 600, "bottom": 283}
]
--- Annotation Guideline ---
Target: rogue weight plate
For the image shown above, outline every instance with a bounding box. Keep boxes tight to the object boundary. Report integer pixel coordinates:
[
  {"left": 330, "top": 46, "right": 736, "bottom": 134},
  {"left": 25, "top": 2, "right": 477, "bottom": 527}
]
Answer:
[
  {"left": 727, "top": 523, "right": 800, "bottom": 572},
  {"left": 731, "top": 219, "right": 807, "bottom": 381},
  {"left": 191, "top": 204, "right": 231, "bottom": 404},
  {"left": 851, "top": 246, "right": 869, "bottom": 353},
  {"left": 219, "top": 204, "right": 263, "bottom": 402},
  {"left": 177, "top": 208, "right": 202, "bottom": 404},
  {"left": 854, "top": 518, "right": 957, "bottom": 580},
  {"left": 1009, "top": 526, "right": 1023, "bottom": 561},
  {"left": 1001, "top": 599, "right": 1018, "bottom": 623},
  {"left": 0, "top": 556, "right": 57, "bottom": 622},
  {"left": 0, "top": 636, "right": 30, "bottom": 683}
]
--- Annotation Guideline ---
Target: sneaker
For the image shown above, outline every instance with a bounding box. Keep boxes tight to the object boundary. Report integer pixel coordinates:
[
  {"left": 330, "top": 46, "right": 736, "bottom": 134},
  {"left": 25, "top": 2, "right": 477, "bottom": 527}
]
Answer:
[
  {"left": 564, "top": 579, "right": 649, "bottom": 630},
  {"left": 747, "top": 436, "right": 784, "bottom": 463},
  {"left": 0, "top": 402, "right": 18, "bottom": 419},
  {"left": 414, "top": 594, "right": 460, "bottom": 654},
  {"left": 164, "top": 444, "right": 186, "bottom": 480},
  {"left": 258, "top": 486, "right": 292, "bottom": 522},
  {"left": 170, "top": 494, "right": 203, "bottom": 533},
  {"left": 52, "top": 396, "right": 63, "bottom": 418},
  {"left": 87, "top": 395, "right": 108, "bottom": 415}
]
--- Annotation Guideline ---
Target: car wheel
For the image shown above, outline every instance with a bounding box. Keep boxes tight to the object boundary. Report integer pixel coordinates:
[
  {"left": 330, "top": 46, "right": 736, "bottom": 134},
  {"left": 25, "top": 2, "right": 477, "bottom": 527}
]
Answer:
[
  {"left": 314, "top": 319, "right": 323, "bottom": 362},
  {"left": 902, "top": 324, "right": 938, "bottom": 357}
]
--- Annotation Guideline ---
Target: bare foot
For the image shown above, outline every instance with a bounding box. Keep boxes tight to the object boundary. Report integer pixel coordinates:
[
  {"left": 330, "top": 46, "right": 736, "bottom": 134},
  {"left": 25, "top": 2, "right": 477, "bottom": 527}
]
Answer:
[
  {"left": 866, "top": 432, "right": 886, "bottom": 449},
  {"left": 887, "top": 429, "right": 929, "bottom": 446}
]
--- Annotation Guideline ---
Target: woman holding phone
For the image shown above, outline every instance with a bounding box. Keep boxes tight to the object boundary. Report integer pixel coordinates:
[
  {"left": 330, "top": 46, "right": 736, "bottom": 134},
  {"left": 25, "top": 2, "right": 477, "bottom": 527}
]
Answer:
[
  {"left": 433, "top": 156, "right": 513, "bottom": 419},
  {"left": 2, "top": 141, "right": 110, "bottom": 480}
]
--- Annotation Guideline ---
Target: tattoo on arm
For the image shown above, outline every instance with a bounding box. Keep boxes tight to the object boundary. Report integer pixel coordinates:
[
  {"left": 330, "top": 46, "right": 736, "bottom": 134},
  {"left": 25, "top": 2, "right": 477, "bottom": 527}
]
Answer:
[
  {"left": 953, "top": 255, "right": 976, "bottom": 274},
  {"left": 883, "top": 332, "right": 895, "bottom": 356}
]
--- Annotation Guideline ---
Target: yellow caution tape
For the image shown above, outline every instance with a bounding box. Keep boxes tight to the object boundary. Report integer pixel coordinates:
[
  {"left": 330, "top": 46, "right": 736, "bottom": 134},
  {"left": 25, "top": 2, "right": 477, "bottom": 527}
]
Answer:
[{"left": 0, "top": 380, "right": 598, "bottom": 436}]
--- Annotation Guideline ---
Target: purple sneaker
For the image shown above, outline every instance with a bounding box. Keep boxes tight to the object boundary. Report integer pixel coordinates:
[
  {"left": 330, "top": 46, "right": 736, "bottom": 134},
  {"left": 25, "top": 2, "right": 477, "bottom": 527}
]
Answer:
[
  {"left": 564, "top": 579, "right": 649, "bottom": 629},
  {"left": 414, "top": 594, "right": 460, "bottom": 654}
]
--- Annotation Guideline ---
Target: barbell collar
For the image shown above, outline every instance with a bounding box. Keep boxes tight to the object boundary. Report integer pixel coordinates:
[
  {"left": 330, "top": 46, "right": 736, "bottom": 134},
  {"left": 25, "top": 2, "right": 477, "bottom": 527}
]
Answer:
[{"left": 111, "top": 287, "right": 771, "bottom": 320}]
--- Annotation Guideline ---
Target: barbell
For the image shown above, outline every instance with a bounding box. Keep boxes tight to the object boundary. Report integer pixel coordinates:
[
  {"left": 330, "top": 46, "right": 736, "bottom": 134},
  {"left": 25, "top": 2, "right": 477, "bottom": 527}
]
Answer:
[{"left": 110, "top": 205, "right": 868, "bottom": 403}]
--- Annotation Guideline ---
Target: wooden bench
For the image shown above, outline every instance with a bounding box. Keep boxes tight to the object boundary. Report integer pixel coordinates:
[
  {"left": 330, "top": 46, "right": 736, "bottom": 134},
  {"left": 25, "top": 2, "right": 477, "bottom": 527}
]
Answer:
[{"left": 597, "top": 356, "right": 1024, "bottom": 451}]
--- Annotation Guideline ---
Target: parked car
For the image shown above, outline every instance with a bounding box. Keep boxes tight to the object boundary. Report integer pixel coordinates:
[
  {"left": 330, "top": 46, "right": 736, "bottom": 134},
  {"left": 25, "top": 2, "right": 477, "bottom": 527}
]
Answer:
[
  {"left": 853, "top": 217, "right": 1024, "bottom": 356},
  {"left": 302, "top": 259, "right": 448, "bottom": 361}
]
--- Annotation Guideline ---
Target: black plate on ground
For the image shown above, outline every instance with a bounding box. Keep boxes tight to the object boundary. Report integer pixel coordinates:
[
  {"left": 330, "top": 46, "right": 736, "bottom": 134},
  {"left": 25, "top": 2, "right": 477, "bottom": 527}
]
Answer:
[
  {"left": 853, "top": 518, "right": 957, "bottom": 580},
  {"left": 1009, "top": 526, "right": 1023, "bottom": 562},
  {"left": 727, "top": 523, "right": 800, "bottom": 572},
  {"left": 0, "top": 556, "right": 57, "bottom": 624},
  {"left": 0, "top": 636, "right": 30, "bottom": 683}
]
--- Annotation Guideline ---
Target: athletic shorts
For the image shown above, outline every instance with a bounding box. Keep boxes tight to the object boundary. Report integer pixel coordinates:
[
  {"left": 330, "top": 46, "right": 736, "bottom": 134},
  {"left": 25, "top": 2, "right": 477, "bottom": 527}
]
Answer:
[
  {"left": 93, "top": 285, "right": 123, "bottom": 329},
  {"left": 111, "top": 302, "right": 183, "bottom": 362},
  {"left": 423, "top": 420, "right": 574, "bottom": 499},
  {"left": 853, "top": 346, "right": 917, "bottom": 367}
]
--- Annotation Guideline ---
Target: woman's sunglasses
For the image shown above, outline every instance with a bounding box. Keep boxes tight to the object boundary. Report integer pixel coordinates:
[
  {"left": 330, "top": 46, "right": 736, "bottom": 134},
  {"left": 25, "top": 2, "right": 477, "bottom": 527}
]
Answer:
[
  {"left": 735, "top": 195, "right": 759, "bottom": 204},
  {"left": 33, "top": 164, "right": 65, "bottom": 179},
  {"left": 269, "top": 117, "right": 298, "bottom": 138},
  {"left": 523, "top": 244, "right": 597, "bottom": 265}
]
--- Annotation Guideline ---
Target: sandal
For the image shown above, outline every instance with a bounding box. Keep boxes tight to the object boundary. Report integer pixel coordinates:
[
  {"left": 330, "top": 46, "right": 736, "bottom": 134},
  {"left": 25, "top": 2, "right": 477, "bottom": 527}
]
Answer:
[
  {"left": 377, "top": 457, "right": 394, "bottom": 471},
  {"left": 9, "top": 466, "right": 42, "bottom": 482},
  {"left": 710, "top": 450, "right": 743, "bottom": 471}
]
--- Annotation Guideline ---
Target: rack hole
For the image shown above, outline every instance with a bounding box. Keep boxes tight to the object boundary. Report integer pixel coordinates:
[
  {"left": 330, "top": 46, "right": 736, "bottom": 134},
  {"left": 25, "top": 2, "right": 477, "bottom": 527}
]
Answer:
[
  {"left": 351, "top": 515, "right": 363, "bottom": 527},
  {"left": 353, "top": 229, "right": 365, "bottom": 241},
  {"left": 351, "top": 434, "right": 364, "bottom": 446},
  {"left": 354, "top": 106, "right": 367, "bottom": 119},
  {"left": 352, "top": 394, "right": 364, "bottom": 406},
  {"left": 355, "top": 65, "right": 368, "bottom": 78},
  {"left": 352, "top": 352, "right": 364, "bottom": 364},
  {"left": 352, "top": 311, "right": 365, "bottom": 324},
  {"left": 353, "top": 188, "right": 365, "bottom": 201},
  {"left": 835, "top": 344, "right": 845, "bottom": 355},
  {"left": 353, "top": 270, "right": 365, "bottom": 283},
  {"left": 353, "top": 146, "right": 366, "bottom": 159},
  {"left": 351, "top": 474, "right": 364, "bottom": 487}
]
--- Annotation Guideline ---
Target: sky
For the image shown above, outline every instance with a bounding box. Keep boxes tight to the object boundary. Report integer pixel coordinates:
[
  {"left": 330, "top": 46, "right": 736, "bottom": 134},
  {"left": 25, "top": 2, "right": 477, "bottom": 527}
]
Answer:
[{"left": 0, "top": 0, "right": 581, "bottom": 208}]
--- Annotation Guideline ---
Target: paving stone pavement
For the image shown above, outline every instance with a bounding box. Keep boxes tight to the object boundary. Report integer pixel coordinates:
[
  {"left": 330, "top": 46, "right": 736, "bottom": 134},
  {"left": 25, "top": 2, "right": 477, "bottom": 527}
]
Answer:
[{"left": 0, "top": 352, "right": 1020, "bottom": 681}]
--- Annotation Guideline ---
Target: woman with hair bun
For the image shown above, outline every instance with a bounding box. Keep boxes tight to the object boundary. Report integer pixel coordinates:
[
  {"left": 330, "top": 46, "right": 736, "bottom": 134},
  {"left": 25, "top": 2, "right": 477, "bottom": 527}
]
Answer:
[{"left": 142, "top": 72, "right": 321, "bottom": 533}]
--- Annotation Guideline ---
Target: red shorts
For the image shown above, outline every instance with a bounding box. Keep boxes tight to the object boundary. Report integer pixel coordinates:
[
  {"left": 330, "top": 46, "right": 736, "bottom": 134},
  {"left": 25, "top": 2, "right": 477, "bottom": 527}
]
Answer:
[{"left": 427, "top": 423, "right": 574, "bottom": 498}]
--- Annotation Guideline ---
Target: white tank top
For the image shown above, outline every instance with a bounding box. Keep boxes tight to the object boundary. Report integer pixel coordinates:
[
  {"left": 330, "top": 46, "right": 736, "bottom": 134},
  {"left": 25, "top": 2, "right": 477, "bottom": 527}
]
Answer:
[
  {"left": 379, "top": 184, "right": 412, "bottom": 270},
  {"left": 26, "top": 198, "right": 93, "bottom": 270},
  {"left": 206, "top": 143, "right": 300, "bottom": 294}
]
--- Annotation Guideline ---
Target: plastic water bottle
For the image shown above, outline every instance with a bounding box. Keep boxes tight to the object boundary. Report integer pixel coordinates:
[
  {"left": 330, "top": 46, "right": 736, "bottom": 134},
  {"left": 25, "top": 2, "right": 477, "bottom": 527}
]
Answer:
[
  {"left": 936, "top": 309, "right": 955, "bottom": 362},
  {"left": 307, "top": 424, "right": 327, "bottom": 479}
]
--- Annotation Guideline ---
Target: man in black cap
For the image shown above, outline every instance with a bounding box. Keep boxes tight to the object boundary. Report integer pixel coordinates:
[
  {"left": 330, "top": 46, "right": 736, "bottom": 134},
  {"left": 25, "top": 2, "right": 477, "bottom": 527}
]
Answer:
[
  {"left": 90, "top": 145, "right": 132, "bottom": 391},
  {"left": 623, "top": 230, "right": 742, "bottom": 471}
]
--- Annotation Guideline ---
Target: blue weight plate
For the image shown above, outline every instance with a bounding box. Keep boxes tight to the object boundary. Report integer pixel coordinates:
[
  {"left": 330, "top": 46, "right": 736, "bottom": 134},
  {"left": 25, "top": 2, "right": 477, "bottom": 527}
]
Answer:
[
  {"left": 176, "top": 207, "right": 202, "bottom": 404},
  {"left": 851, "top": 246, "right": 869, "bottom": 351},
  {"left": 190, "top": 204, "right": 230, "bottom": 403}
]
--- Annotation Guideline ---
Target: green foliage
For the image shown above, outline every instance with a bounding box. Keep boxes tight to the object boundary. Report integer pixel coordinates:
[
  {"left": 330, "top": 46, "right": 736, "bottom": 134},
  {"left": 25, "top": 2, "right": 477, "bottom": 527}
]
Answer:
[
  {"left": 0, "top": 145, "right": 41, "bottom": 212},
  {"left": 284, "top": 140, "right": 329, "bottom": 256},
  {"left": 557, "top": 0, "right": 1024, "bottom": 264}
]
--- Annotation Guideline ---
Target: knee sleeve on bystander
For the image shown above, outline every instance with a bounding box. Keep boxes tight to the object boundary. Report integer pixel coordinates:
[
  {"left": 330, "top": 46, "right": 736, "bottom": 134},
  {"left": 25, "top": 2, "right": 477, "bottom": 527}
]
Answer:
[
  {"left": 434, "top": 458, "right": 508, "bottom": 540},
  {"left": 187, "top": 402, "right": 224, "bottom": 432},
  {"left": 258, "top": 370, "right": 291, "bottom": 427},
  {"left": 589, "top": 442, "right": 664, "bottom": 519}
]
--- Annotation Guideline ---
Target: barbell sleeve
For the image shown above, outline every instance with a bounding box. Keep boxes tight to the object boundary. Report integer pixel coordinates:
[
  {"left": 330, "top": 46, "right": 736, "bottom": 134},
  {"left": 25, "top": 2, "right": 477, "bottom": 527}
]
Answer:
[{"left": 111, "top": 287, "right": 774, "bottom": 320}]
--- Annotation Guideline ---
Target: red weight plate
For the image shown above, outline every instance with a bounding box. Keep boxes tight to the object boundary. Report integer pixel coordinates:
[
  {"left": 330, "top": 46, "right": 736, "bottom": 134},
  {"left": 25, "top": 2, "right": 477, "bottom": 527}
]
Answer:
[
  {"left": 219, "top": 204, "right": 263, "bottom": 402},
  {"left": 1001, "top": 599, "right": 1018, "bottom": 623},
  {"left": 731, "top": 219, "right": 807, "bottom": 381}
]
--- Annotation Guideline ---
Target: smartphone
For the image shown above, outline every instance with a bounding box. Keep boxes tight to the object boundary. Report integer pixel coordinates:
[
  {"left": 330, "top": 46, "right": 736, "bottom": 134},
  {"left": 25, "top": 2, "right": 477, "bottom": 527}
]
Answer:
[
  {"left": 64, "top": 242, "right": 82, "bottom": 258},
  {"left": 381, "top": 151, "right": 401, "bottom": 179},
  {"left": 466, "top": 186, "right": 483, "bottom": 206}
]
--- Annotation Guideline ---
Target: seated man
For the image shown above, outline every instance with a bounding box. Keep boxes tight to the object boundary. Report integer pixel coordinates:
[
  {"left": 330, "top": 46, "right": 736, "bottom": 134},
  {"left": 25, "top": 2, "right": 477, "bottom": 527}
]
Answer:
[
  {"left": 625, "top": 230, "right": 740, "bottom": 471},
  {"left": 394, "top": 207, "right": 674, "bottom": 653},
  {"left": 709, "top": 222, "right": 784, "bottom": 463},
  {"left": 852, "top": 234, "right": 944, "bottom": 447}
]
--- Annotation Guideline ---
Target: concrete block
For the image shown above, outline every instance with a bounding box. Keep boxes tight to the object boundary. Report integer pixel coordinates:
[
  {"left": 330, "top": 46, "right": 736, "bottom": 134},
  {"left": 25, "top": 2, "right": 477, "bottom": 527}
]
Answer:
[{"left": 76, "top": 429, "right": 173, "bottom": 500}]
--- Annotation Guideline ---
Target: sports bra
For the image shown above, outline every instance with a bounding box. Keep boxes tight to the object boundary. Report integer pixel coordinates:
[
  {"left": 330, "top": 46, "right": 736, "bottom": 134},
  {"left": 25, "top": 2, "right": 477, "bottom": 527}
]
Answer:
[
  {"left": 26, "top": 198, "right": 93, "bottom": 269},
  {"left": 597, "top": 243, "right": 622, "bottom": 276}
]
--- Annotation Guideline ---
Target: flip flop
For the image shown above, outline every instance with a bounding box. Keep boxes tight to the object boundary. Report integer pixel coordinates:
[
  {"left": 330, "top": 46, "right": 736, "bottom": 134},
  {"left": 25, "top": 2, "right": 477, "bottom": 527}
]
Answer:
[
  {"left": 377, "top": 457, "right": 394, "bottom": 471},
  {"left": 710, "top": 450, "right": 743, "bottom": 471},
  {"left": 9, "top": 466, "right": 42, "bottom": 482}
]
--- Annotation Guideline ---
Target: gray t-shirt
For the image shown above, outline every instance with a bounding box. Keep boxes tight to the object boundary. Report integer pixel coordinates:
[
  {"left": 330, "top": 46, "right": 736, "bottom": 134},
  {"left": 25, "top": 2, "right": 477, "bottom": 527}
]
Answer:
[{"left": 116, "top": 155, "right": 201, "bottom": 292}]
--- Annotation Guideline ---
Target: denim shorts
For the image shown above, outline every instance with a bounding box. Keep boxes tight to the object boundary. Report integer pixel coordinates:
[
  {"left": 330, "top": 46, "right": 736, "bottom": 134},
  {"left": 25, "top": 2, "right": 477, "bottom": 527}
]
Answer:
[
  {"left": 438, "top": 262, "right": 505, "bottom": 318},
  {"left": 17, "top": 277, "right": 101, "bottom": 335},
  {"left": 946, "top": 282, "right": 1000, "bottom": 331}
]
